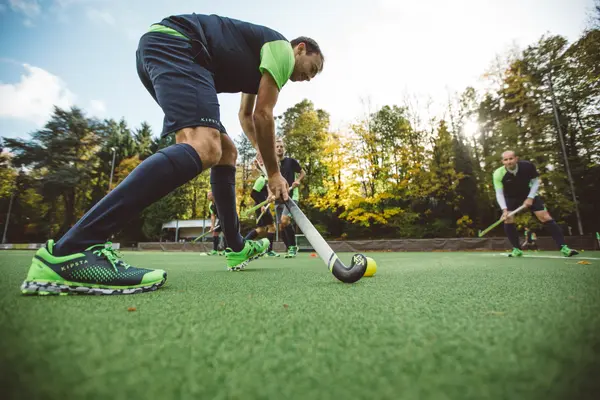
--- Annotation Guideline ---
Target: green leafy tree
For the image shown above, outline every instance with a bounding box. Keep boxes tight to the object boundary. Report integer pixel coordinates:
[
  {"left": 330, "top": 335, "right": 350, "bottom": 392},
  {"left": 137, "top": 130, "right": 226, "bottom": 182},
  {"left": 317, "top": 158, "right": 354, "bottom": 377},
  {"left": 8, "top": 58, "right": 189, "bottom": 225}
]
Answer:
[
  {"left": 278, "top": 100, "right": 329, "bottom": 201},
  {"left": 3, "top": 107, "right": 102, "bottom": 237}
]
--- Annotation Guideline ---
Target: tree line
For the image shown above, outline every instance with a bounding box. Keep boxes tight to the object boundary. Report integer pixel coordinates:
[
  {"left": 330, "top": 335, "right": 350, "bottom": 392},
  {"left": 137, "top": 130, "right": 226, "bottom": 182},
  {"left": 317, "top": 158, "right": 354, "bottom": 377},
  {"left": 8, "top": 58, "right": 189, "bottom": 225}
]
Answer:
[{"left": 1, "top": 28, "right": 599, "bottom": 243}]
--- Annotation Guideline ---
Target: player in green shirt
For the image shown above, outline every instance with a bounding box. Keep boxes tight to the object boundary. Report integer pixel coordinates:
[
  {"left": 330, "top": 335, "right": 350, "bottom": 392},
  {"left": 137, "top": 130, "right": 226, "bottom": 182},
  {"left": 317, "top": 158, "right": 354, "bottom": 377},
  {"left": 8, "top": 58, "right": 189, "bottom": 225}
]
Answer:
[
  {"left": 244, "top": 161, "right": 279, "bottom": 257},
  {"left": 207, "top": 192, "right": 225, "bottom": 256},
  {"left": 493, "top": 150, "right": 578, "bottom": 257}
]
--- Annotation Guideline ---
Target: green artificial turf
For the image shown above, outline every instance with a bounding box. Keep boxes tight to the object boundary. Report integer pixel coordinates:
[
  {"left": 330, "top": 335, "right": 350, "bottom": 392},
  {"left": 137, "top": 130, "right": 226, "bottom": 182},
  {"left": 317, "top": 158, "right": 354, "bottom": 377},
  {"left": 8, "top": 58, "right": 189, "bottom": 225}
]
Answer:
[{"left": 1, "top": 250, "right": 600, "bottom": 400}]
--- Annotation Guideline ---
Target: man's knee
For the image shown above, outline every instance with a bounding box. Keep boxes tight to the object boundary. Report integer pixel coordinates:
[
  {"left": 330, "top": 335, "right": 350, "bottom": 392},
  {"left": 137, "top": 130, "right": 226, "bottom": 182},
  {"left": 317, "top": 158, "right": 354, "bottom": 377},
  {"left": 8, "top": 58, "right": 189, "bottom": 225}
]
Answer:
[
  {"left": 267, "top": 224, "right": 276, "bottom": 233},
  {"left": 176, "top": 126, "right": 222, "bottom": 167},
  {"left": 536, "top": 211, "right": 553, "bottom": 223},
  {"left": 217, "top": 135, "right": 238, "bottom": 166}
]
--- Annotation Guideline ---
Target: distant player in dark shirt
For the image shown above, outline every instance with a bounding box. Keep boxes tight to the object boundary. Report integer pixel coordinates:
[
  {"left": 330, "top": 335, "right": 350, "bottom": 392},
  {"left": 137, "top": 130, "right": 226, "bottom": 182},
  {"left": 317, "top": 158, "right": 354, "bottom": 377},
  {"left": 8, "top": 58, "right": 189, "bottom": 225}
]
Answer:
[
  {"left": 274, "top": 139, "right": 305, "bottom": 258},
  {"left": 493, "top": 150, "right": 577, "bottom": 257},
  {"left": 244, "top": 160, "right": 279, "bottom": 257},
  {"left": 521, "top": 227, "right": 538, "bottom": 250},
  {"left": 207, "top": 192, "right": 224, "bottom": 256}
]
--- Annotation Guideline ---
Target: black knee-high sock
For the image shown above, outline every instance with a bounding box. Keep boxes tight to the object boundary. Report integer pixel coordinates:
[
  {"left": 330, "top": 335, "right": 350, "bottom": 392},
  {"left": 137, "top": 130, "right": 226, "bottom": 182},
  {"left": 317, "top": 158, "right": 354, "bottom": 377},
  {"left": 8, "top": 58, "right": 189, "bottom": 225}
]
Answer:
[
  {"left": 210, "top": 166, "right": 244, "bottom": 252},
  {"left": 544, "top": 220, "right": 566, "bottom": 248},
  {"left": 212, "top": 235, "right": 219, "bottom": 251},
  {"left": 244, "top": 229, "right": 258, "bottom": 241},
  {"left": 286, "top": 225, "right": 296, "bottom": 246},
  {"left": 267, "top": 232, "right": 275, "bottom": 251},
  {"left": 280, "top": 226, "right": 289, "bottom": 248},
  {"left": 504, "top": 223, "right": 520, "bottom": 249},
  {"left": 55, "top": 143, "right": 202, "bottom": 255}
]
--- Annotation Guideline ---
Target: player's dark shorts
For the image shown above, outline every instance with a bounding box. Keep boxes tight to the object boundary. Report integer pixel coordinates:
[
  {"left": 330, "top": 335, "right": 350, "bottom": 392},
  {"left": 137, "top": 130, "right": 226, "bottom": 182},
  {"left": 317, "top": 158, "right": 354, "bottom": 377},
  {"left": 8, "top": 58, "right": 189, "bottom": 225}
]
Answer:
[
  {"left": 136, "top": 32, "right": 226, "bottom": 137},
  {"left": 506, "top": 196, "right": 546, "bottom": 213},
  {"left": 255, "top": 207, "right": 274, "bottom": 227}
]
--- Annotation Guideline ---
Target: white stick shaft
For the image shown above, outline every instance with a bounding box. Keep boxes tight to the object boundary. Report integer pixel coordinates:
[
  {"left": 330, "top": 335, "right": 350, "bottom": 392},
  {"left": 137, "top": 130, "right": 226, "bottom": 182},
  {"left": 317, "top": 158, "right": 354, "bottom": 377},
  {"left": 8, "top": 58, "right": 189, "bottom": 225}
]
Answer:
[{"left": 284, "top": 199, "right": 337, "bottom": 270}]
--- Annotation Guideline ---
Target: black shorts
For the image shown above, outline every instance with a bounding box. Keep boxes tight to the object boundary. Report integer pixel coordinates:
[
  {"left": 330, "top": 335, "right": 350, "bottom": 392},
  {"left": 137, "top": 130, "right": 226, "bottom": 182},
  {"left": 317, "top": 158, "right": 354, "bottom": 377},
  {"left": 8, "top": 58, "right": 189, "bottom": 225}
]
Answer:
[
  {"left": 136, "top": 32, "right": 226, "bottom": 137},
  {"left": 506, "top": 196, "right": 546, "bottom": 213},
  {"left": 255, "top": 207, "right": 274, "bottom": 227}
]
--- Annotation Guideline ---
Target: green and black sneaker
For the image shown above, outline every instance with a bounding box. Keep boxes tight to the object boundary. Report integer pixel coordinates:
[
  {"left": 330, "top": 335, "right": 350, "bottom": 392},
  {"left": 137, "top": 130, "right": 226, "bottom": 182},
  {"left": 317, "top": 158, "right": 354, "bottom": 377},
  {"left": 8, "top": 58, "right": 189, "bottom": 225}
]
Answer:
[
  {"left": 284, "top": 245, "right": 298, "bottom": 259},
  {"left": 207, "top": 250, "right": 218, "bottom": 256},
  {"left": 560, "top": 245, "right": 579, "bottom": 257},
  {"left": 225, "top": 239, "right": 269, "bottom": 271},
  {"left": 508, "top": 248, "right": 523, "bottom": 257},
  {"left": 21, "top": 240, "right": 167, "bottom": 295},
  {"left": 265, "top": 251, "right": 280, "bottom": 257}
]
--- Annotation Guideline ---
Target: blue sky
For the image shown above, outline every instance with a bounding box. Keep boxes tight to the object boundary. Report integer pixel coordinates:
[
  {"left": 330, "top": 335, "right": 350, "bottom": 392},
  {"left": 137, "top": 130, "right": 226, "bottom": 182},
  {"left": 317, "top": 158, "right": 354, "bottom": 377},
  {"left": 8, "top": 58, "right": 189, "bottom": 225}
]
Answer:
[{"left": 0, "top": 0, "right": 595, "bottom": 142}]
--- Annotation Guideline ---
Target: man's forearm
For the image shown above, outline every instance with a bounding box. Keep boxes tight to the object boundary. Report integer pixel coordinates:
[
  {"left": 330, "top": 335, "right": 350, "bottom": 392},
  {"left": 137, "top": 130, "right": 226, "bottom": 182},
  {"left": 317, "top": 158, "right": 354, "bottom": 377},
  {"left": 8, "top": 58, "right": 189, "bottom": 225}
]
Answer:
[
  {"left": 297, "top": 170, "right": 306, "bottom": 183},
  {"left": 527, "top": 177, "right": 540, "bottom": 198},
  {"left": 253, "top": 113, "right": 279, "bottom": 177},
  {"left": 495, "top": 188, "right": 507, "bottom": 210},
  {"left": 239, "top": 116, "right": 259, "bottom": 150}
]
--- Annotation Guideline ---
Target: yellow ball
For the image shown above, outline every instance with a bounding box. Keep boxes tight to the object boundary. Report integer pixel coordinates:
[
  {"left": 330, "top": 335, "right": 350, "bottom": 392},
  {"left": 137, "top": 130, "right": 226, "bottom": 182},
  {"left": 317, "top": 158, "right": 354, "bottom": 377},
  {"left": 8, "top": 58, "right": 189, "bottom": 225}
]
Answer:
[{"left": 363, "top": 257, "right": 377, "bottom": 277}]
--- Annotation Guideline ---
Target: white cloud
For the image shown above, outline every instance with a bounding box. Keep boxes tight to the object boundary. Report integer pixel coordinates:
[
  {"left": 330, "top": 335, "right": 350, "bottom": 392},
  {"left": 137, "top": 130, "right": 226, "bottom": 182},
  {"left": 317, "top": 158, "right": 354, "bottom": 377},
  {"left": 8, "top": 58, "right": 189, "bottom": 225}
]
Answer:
[
  {"left": 89, "top": 99, "right": 106, "bottom": 116},
  {"left": 8, "top": 0, "right": 40, "bottom": 18},
  {"left": 0, "top": 64, "right": 76, "bottom": 126},
  {"left": 23, "top": 18, "right": 34, "bottom": 27},
  {"left": 86, "top": 8, "right": 115, "bottom": 25}
]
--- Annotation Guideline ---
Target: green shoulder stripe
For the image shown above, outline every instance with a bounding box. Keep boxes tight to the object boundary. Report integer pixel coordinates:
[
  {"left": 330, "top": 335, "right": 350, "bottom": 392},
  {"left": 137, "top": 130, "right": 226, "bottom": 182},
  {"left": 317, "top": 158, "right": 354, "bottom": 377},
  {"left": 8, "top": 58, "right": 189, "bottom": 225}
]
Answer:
[
  {"left": 259, "top": 40, "right": 295, "bottom": 90},
  {"left": 493, "top": 167, "right": 506, "bottom": 190},
  {"left": 253, "top": 176, "right": 267, "bottom": 192},
  {"left": 148, "top": 24, "right": 189, "bottom": 40}
]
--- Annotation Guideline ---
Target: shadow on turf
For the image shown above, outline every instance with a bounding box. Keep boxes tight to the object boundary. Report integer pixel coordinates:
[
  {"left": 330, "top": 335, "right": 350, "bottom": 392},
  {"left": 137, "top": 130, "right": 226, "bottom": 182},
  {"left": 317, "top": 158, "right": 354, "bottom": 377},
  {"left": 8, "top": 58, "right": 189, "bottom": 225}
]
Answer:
[{"left": 235, "top": 268, "right": 275, "bottom": 273}]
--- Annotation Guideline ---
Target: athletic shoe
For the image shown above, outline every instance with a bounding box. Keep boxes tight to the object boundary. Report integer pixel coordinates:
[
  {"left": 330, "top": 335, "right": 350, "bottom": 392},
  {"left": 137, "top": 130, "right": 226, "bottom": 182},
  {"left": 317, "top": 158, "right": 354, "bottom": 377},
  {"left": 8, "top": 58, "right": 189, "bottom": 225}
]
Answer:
[
  {"left": 560, "top": 245, "right": 579, "bottom": 257},
  {"left": 508, "top": 248, "right": 523, "bottom": 257},
  {"left": 218, "top": 251, "right": 225, "bottom": 256},
  {"left": 265, "top": 251, "right": 280, "bottom": 257},
  {"left": 207, "top": 250, "right": 218, "bottom": 256},
  {"left": 21, "top": 240, "right": 167, "bottom": 295},
  {"left": 225, "top": 239, "right": 269, "bottom": 271},
  {"left": 284, "top": 245, "right": 298, "bottom": 258}
]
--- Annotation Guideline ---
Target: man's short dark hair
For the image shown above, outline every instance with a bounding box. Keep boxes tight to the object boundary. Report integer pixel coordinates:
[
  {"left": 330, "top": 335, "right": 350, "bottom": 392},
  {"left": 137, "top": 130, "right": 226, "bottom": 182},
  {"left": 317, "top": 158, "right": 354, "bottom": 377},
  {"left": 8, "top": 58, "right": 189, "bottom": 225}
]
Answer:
[{"left": 291, "top": 36, "right": 324, "bottom": 70}]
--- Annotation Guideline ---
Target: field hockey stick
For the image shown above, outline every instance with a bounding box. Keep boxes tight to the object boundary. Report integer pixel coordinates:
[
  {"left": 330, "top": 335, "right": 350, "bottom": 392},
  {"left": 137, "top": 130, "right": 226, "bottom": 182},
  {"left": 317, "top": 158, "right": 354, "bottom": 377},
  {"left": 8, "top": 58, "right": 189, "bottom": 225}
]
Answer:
[
  {"left": 192, "top": 225, "right": 220, "bottom": 243},
  {"left": 256, "top": 203, "right": 270, "bottom": 224},
  {"left": 244, "top": 198, "right": 270, "bottom": 217},
  {"left": 283, "top": 198, "right": 367, "bottom": 283},
  {"left": 478, "top": 205, "right": 526, "bottom": 237},
  {"left": 255, "top": 163, "right": 366, "bottom": 283}
]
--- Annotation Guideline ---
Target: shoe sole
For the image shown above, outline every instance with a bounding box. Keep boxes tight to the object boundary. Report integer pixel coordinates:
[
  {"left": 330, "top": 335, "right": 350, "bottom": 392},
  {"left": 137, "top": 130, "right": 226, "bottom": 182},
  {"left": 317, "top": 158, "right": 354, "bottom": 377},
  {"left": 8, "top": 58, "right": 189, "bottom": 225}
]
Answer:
[
  {"left": 227, "top": 247, "right": 269, "bottom": 271},
  {"left": 20, "top": 276, "right": 167, "bottom": 296}
]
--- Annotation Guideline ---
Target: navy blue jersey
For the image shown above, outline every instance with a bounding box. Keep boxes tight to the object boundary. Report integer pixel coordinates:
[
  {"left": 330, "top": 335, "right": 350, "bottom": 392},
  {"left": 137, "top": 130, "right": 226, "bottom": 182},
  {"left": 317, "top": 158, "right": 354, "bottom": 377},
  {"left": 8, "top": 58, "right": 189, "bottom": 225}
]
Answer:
[
  {"left": 209, "top": 202, "right": 219, "bottom": 219},
  {"left": 157, "top": 13, "right": 295, "bottom": 94},
  {"left": 493, "top": 160, "right": 539, "bottom": 199},
  {"left": 280, "top": 157, "right": 302, "bottom": 186}
]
